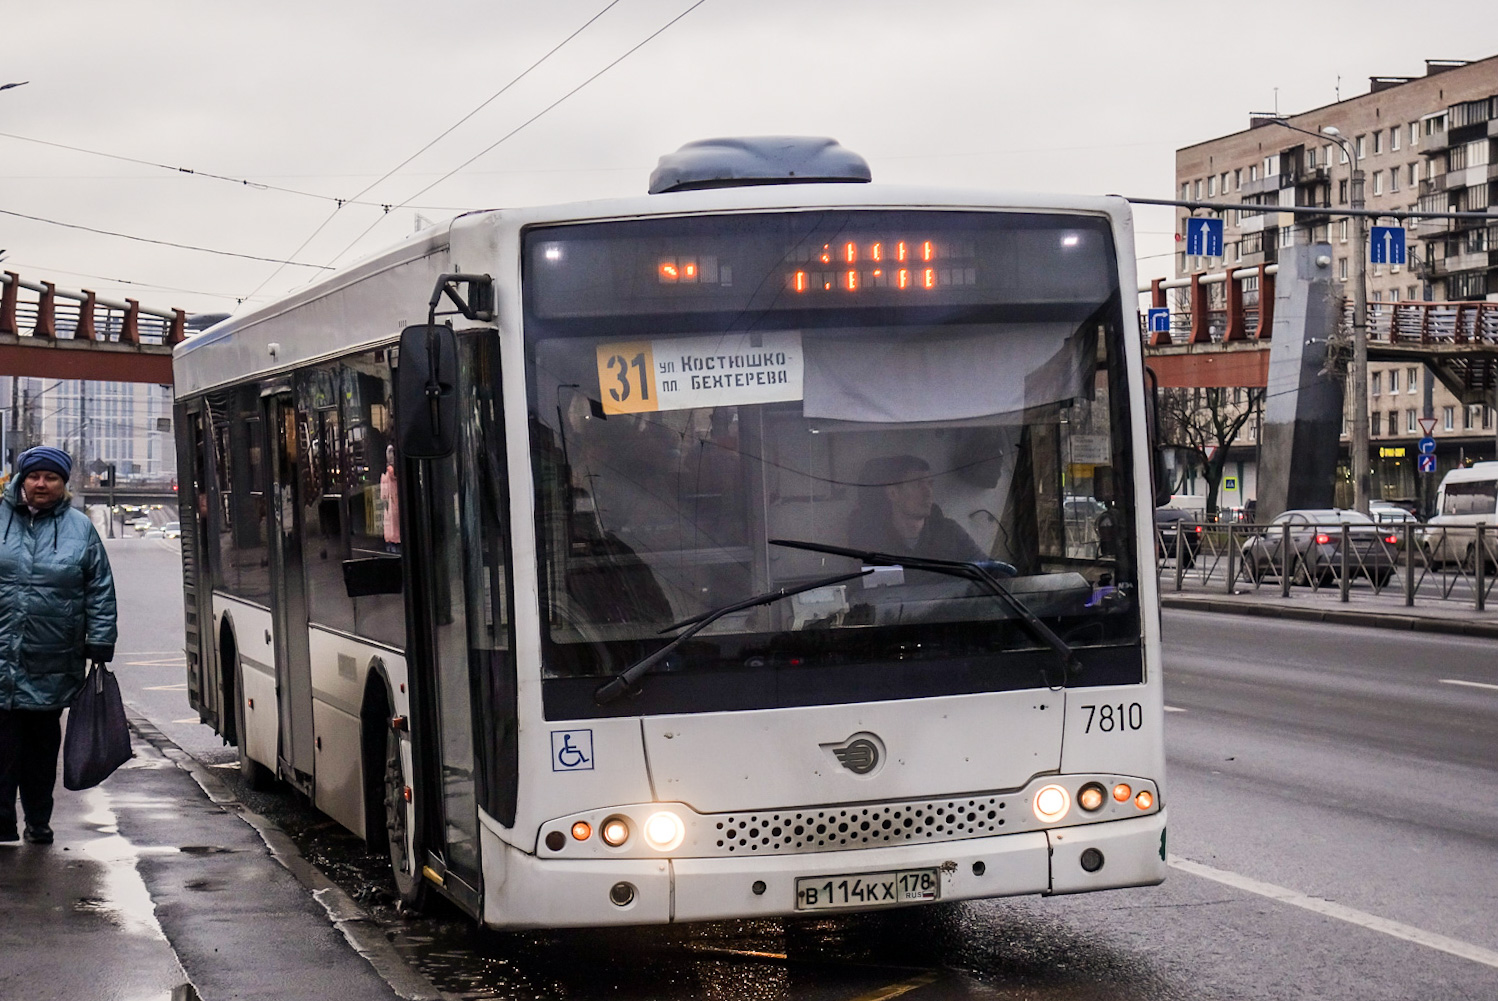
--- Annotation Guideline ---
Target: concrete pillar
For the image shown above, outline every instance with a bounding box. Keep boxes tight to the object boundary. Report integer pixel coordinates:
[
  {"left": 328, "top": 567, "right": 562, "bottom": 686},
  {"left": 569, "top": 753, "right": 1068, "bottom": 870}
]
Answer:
[{"left": 1256, "top": 243, "right": 1342, "bottom": 520}]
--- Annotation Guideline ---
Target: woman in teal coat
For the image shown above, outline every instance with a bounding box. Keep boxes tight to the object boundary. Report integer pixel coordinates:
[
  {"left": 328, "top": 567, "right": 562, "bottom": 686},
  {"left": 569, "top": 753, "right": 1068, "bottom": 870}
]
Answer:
[{"left": 0, "top": 446, "right": 118, "bottom": 845}]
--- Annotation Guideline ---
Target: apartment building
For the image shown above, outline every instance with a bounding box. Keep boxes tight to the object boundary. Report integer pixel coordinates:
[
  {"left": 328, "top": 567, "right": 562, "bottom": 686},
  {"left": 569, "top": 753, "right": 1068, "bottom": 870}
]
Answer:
[{"left": 1173, "top": 56, "right": 1498, "bottom": 510}]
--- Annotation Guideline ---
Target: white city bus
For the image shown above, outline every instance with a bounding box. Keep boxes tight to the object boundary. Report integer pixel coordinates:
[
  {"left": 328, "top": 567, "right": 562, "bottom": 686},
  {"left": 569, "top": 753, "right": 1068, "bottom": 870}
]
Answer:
[{"left": 173, "top": 137, "right": 1167, "bottom": 928}]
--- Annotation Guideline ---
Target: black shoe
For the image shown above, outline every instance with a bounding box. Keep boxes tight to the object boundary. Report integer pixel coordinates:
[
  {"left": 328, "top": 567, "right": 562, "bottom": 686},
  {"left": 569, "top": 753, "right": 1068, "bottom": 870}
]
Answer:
[
  {"left": 0, "top": 823, "right": 17, "bottom": 842},
  {"left": 22, "top": 824, "right": 53, "bottom": 844}
]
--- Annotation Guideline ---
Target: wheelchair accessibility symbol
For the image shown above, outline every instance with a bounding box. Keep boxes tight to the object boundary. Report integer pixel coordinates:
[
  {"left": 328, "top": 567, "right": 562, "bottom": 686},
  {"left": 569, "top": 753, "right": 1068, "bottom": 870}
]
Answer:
[{"left": 551, "top": 729, "right": 595, "bottom": 772}]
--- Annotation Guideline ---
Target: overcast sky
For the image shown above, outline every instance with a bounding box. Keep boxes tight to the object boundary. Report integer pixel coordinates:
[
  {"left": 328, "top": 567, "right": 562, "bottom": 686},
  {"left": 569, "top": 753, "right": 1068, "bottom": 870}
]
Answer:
[{"left": 4, "top": 1, "right": 1498, "bottom": 318}]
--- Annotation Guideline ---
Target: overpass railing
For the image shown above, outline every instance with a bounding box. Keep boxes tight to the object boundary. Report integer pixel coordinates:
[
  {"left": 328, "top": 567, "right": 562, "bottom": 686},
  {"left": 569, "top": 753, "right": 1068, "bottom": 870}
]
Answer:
[
  {"left": 1155, "top": 518, "right": 1498, "bottom": 611},
  {"left": 1, "top": 270, "right": 186, "bottom": 345}
]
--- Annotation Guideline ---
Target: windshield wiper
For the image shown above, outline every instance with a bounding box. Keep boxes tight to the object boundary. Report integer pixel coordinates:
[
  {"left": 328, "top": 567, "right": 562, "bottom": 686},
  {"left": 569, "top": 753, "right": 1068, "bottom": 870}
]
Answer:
[
  {"left": 768, "top": 539, "right": 1081, "bottom": 688},
  {"left": 593, "top": 568, "right": 873, "bottom": 705}
]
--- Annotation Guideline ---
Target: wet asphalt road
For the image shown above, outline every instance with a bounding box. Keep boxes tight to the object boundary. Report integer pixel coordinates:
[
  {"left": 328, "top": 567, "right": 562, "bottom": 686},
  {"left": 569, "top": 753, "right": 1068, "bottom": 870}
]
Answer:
[{"left": 109, "top": 539, "right": 1498, "bottom": 1000}]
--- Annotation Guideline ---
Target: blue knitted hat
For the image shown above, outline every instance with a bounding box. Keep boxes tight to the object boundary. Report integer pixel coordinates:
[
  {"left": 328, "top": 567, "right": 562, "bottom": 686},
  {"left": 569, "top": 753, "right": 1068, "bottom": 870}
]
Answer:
[{"left": 17, "top": 445, "right": 73, "bottom": 479}]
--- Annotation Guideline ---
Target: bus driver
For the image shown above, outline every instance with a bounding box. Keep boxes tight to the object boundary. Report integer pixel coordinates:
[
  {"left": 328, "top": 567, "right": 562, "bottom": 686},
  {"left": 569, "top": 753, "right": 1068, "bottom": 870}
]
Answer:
[{"left": 847, "top": 454, "right": 986, "bottom": 563}]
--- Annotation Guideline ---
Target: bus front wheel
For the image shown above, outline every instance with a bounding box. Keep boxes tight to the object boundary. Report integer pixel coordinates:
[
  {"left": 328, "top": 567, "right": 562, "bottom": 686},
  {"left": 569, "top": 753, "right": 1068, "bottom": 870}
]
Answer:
[{"left": 384, "top": 727, "right": 430, "bottom": 911}]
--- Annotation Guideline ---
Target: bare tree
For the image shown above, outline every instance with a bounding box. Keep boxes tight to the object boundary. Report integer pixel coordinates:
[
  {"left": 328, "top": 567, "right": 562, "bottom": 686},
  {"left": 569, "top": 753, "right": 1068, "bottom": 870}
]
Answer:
[{"left": 1157, "top": 387, "right": 1263, "bottom": 517}]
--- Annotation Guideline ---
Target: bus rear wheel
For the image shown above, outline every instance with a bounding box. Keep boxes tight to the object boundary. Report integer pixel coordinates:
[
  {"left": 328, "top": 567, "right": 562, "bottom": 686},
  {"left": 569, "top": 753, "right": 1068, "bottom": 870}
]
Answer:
[{"left": 384, "top": 727, "right": 429, "bottom": 910}]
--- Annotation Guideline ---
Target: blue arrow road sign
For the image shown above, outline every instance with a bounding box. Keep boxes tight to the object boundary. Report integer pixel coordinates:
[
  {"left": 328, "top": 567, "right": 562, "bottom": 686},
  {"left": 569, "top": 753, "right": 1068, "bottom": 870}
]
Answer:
[
  {"left": 1186, "top": 217, "right": 1224, "bottom": 257},
  {"left": 1419, "top": 454, "right": 1437, "bottom": 474},
  {"left": 1147, "top": 308, "right": 1170, "bottom": 334},
  {"left": 1370, "top": 226, "right": 1406, "bottom": 265},
  {"left": 1418, "top": 436, "right": 1436, "bottom": 455}
]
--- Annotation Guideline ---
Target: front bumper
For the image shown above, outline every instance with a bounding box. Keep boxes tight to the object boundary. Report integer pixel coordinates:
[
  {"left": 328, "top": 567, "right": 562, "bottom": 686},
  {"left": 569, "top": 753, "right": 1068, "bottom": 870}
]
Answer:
[{"left": 481, "top": 810, "right": 1168, "bottom": 928}]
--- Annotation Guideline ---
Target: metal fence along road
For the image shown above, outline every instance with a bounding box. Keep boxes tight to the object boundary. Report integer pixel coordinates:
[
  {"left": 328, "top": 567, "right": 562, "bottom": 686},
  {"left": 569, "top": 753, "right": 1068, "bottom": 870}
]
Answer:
[{"left": 1155, "top": 520, "right": 1498, "bottom": 613}]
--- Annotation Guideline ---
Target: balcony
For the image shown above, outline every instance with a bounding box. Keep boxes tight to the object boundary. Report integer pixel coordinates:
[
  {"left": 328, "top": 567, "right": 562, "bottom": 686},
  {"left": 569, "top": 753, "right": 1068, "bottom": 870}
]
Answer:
[{"left": 1290, "top": 164, "right": 1330, "bottom": 186}]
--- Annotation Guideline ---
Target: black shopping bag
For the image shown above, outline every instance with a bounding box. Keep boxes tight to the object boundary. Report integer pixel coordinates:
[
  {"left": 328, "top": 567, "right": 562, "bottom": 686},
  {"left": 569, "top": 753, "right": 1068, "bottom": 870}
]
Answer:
[{"left": 62, "top": 662, "right": 134, "bottom": 790}]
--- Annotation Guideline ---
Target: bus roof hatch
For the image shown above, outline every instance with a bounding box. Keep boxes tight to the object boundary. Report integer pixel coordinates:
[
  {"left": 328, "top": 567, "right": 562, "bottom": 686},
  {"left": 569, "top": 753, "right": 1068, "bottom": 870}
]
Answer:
[{"left": 648, "top": 136, "right": 871, "bottom": 194}]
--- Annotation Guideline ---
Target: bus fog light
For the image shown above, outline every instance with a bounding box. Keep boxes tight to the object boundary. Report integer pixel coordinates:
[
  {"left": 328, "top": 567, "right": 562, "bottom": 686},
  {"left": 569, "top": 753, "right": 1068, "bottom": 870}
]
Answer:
[
  {"left": 609, "top": 881, "right": 636, "bottom": 906},
  {"left": 601, "top": 816, "right": 631, "bottom": 847},
  {"left": 571, "top": 821, "right": 592, "bottom": 841},
  {"left": 1033, "top": 784, "right": 1070, "bottom": 823},
  {"left": 1112, "top": 783, "right": 1132, "bottom": 803},
  {"left": 642, "top": 811, "right": 685, "bottom": 852},
  {"left": 1080, "top": 848, "right": 1105, "bottom": 872},
  {"left": 1134, "top": 790, "right": 1154, "bottom": 811},
  {"left": 1077, "top": 783, "right": 1106, "bottom": 812}
]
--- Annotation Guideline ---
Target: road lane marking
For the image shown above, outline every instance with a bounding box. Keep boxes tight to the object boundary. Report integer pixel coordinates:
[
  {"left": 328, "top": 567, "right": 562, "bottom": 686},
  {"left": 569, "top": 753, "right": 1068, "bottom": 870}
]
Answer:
[
  {"left": 171, "top": 718, "right": 200, "bottom": 724},
  {"left": 1440, "top": 679, "right": 1498, "bottom": 692},
  {"left": 1164, "top": 706, "right": 1187, "bottom": 712},
  {"left": 848, "top": 972, "right": 942, "bottom": 1001},
  {"left": 1169, "top": 855, "right": 1498, "bottom": 969},
  {"left": 144, "top": 683, "right": 188, "bottom": 691}
]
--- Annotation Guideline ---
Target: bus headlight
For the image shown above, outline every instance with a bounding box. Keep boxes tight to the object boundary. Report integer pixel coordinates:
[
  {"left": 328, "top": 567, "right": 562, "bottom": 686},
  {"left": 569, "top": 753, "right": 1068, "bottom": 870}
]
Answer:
[
  {"left": 1033, "top": 784, "right": 1070, "bottom": 823},
  {"left": 1077, "top": 783, "right": 1106, "bottom": 812},
  {"left": 642, "top": 811, "right": 685, "bottom": 852},
  {"left": 600, "top": 816, "right": 631, "bottom": 847}
]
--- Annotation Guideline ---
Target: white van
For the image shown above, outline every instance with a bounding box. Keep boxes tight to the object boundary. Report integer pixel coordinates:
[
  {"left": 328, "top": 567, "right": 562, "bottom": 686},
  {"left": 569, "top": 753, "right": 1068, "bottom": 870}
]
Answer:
[{"left": 1422, "top": 462, "right": 1498, "bottom": 566}]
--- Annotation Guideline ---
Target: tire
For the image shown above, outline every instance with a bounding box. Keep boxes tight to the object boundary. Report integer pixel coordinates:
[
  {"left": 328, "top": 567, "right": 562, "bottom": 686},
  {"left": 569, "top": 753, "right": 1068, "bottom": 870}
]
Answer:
[
  {"left": 384, "top": 725, "right": 430, "bottom": 911},
  {"left": 229, "top": 633, "right": 276, "bottom": 791}
]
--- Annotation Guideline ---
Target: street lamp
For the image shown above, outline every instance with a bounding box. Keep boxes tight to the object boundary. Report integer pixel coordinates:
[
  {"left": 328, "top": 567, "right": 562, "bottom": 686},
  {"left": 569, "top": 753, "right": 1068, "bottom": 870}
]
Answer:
[{"left": 1270, "top": 118, "right": 1369, "bottom": 513}]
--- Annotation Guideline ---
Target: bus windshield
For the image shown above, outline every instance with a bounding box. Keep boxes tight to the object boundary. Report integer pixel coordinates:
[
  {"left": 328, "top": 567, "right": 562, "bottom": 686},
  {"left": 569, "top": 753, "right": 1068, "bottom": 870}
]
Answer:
[{"left": 524, "top": 209, "right": 1142, "bottom": 718}]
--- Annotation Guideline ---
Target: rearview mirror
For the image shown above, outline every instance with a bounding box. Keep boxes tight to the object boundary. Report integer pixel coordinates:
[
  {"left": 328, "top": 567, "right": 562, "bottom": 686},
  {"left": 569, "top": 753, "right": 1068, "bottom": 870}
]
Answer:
[{"left": 396, "top": 324, "right": 459, "bottom": 458}]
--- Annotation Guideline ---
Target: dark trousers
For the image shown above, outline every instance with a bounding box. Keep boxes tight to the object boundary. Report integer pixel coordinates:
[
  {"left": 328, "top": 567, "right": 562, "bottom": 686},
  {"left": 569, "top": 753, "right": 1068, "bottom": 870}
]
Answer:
[{"left": 0, "top": 708, "right": 65, "bottom": 830}]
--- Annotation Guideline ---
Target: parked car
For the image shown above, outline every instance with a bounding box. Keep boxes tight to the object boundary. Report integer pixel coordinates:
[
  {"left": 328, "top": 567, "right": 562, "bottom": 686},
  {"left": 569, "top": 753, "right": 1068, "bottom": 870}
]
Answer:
[
  {"left": 1369, "top": 500, "right": 1417, "bottom": 525},
  {"left": 1155, "top": 508, "right": 1203, "bottom": 568},
  {"left": 162, "top": 521, "right": 181, "bottom": 539},
  {"left": 1241, "top": 508, "right": 1399, "bottom": 587}
]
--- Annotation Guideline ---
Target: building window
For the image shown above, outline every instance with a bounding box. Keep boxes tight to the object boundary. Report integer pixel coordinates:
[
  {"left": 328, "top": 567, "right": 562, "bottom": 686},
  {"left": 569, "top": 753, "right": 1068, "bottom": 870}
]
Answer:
[
  {"left": 1338, "top": 257, "right": 1348, "bottom": 280},
  {"left": 1389, "top": 369, "right": 1400, "bottom": 394},
  {"left": 1391, "top": 127, "right": 1400, "bottom": 152},
  {"left": 1338, "top": 179, "right": 1349, "bottom": 204},
  {"left": 1466, "top": 405, "right": 1478, "bottom": 430},
  {"left": 1356, "top": 135, "right": 1366, "bottom": 158},
  {"left": 1388, "top": 410, "right": 1399, "bottom": 436},
  {"left": 1250, "top": 164, "right": 1259, "bottom": 182},
  {"left": 1390, "top": 288, "right": 1401, "bottom": 302},
  {"left": 1221, "top": 171, "right": 1229, "bottom": 193},
  {"left": 1339, "top": 144, "right": 1349, "bottom": 164},
  {"left": 1373, "top": 131, "right": 1382, "bottom": 155},
  {"left": 1339, "top": 219, "right": 1350, "bottom": 242},
  {"left": 1180, "top": 182, "right": 1189, "bottom": 200},
  {"left": 1234, "top": 168, "right": 1242, "bottom": 188},
  {"left": 1373, "top": 171, "right": 1383, "bottom": 195},
  {"left": 1195, "top": 179, "right": 1203, "bottom": 199},
  {"left": 1371, "top": 412, "right": 1382, "bottom": 436},
  {"left": 1208, "top": 175, "right": 1217, "bottom": 197},
  {"left": 1410, "top": 122, "right": 1419, "bottom": 147},
  {"left": 1443, "top": 406, "right": 1454, "bottom": 431},
  {"left": 1372, "top": 372, "right": 1382, "bottom": 395},
  {"left": 1390, "top": 168, "right": 1400, "bottom": 193},
  {"left": 1409, "top": 162, "right": 1419, "bottom": 185},
  {"left": 1486, "top": 407, "right": 1494, "bottom": 431},
  {"left": 1407, "top": 366, "right": 1418, "bottom": 389}
]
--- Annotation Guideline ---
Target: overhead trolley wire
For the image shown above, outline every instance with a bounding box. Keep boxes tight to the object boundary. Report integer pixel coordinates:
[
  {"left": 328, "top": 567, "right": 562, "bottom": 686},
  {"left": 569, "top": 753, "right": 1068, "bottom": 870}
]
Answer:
[
  {"left": 0, "top": 207, "right": 333, "bottom": 270},
  {"left": 321, "top": 0, "right": 712, "bottom": 270},
  {"left": 0, "top": 130, "right": 470, "bottom": 212},
  {"left": 245, "top": 0, "right": 626, "bottom": 303}
]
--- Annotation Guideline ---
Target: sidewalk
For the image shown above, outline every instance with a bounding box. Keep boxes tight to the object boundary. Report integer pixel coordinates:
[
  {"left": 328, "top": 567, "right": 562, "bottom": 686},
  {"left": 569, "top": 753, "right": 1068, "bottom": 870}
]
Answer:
[
  {"left": 0, "top": 711, "right": 440, "bottom": 1001},
  {"left": 1159, "top": 573, "right": 1498, "bottom": 638}
]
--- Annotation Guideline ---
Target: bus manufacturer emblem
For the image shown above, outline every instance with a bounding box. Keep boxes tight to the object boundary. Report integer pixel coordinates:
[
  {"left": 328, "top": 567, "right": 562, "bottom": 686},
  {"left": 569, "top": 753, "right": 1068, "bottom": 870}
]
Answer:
[{"left": 825, "top": 732, "right": 883, "bottom": 775}]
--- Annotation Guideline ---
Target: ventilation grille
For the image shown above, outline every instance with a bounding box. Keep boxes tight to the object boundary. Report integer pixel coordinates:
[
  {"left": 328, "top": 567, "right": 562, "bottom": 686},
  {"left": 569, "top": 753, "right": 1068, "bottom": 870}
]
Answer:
[{"left": 708, "top": 797, "right": 1008, "bottom": 855}]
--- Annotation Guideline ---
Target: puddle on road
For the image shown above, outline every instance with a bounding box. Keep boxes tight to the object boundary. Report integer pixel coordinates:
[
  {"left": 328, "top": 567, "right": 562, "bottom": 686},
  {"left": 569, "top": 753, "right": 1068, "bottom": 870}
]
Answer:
[{"left": 76, "top": 785, "right": 182, "bottom": 941}]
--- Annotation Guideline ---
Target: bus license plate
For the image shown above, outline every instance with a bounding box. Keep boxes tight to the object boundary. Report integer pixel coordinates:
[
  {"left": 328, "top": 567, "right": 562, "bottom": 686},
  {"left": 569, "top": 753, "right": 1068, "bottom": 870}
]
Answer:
[{"left": 795, "top": 868, "right": 940, "bottom": 910}]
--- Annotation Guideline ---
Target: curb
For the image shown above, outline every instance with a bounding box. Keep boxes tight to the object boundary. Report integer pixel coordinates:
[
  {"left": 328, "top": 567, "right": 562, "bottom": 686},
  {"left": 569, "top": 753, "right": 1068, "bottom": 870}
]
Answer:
[
  {"left": 1160, "top": 594, "right": 1498, "bottom": 639},
  {"left": 125, "top": 711, "right": 447, "bottom": 1001}
]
